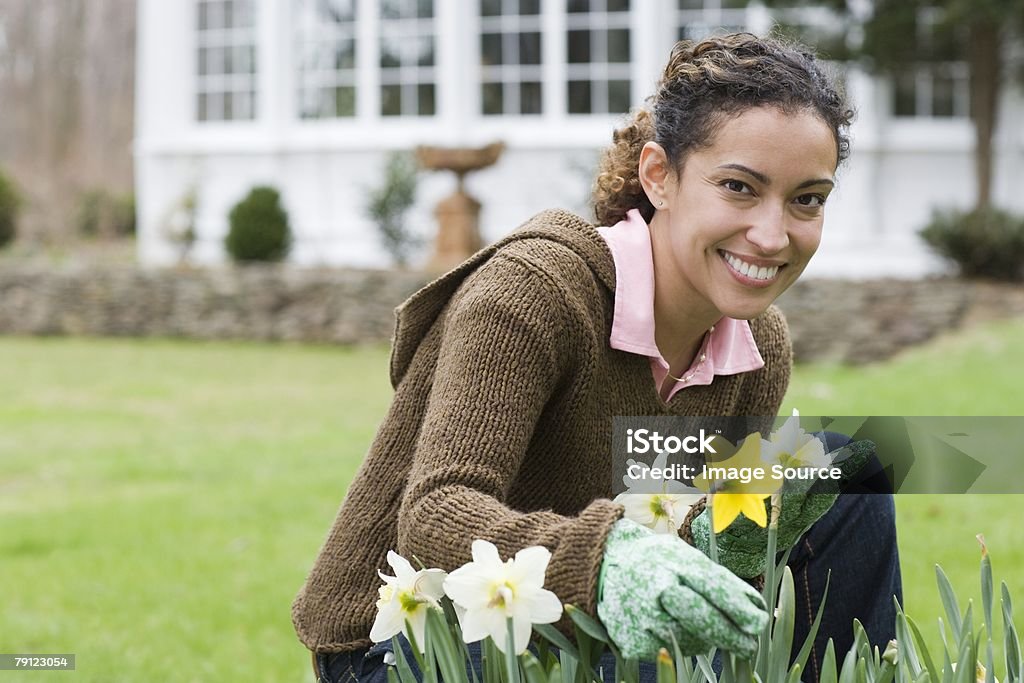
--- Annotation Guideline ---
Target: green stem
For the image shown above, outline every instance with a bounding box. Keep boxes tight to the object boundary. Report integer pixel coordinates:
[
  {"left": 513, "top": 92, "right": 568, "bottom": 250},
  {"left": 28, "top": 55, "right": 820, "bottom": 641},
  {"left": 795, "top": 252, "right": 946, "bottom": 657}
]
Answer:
[{"left": 708, "top": 494, "right": 719, "bottom": 564}]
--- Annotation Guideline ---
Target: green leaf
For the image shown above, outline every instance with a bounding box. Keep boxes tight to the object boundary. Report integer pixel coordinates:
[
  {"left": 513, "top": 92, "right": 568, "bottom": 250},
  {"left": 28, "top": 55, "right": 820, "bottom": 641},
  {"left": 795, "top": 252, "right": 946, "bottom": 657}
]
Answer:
[
  {"left": 937, "top": 565, "right": 964, "bottom": 638},
  {"left": 1003, "top": 580, "right": 1022, "bottom": 682},
  {"left": 388, "top": 663, "right": 402, "bottom": 683},
  {"left": 906, "top": 613, "right": 940, "bottom": 681},
  {"left": 485, "top": 637, "right": 506, "bottom": 683},
  {"left": 559, "top": 648, "right": 577, "bottom": 683},
  {"left": 427, "top": 608, "right": 470, "bottom": 683},
  {"left": 533, "top": 624, "right": 580, "bottom": 662},
  {"left": 565, "top": 605, "right": 611, "bottom": 645},
  {"left": 393, "top": 635, "right": 421, "bottom": 683},
  {"left": 521, "top": 651, "right": 548, "bottom": 683},
  {"left": 769, "top": 568, "right": 796, "bottom": 683},
  {"left": 820, "top": 639, "right": 838, "bottom": 683},
  {"left": 506, "top": 618, "right": 523, "bottom": 683}
]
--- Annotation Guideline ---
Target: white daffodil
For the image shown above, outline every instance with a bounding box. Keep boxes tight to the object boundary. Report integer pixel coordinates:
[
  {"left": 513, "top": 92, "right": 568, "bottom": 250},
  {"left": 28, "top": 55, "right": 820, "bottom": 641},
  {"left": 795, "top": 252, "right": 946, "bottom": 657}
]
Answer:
[
  {"left": 762, "top": 409, "right": 830, "bottom": 472},
  {"left": 442, "top": 540, "right": 563, "bottom": 654},
  {"left": 615, "top": 450, "right": 703, "bottom": 534},
  {"left": 369, "top": 550, "right": 447, "bottom": 651}
]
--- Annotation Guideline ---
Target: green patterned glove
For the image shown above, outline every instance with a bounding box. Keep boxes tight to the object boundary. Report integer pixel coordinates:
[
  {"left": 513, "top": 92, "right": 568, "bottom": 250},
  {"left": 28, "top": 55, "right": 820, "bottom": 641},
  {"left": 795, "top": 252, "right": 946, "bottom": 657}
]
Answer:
[
  {"left": 597, "top": 518, "right": 768, "bottom": 661},
  {"left": 690, "top": 439, "right": 876, "bottom": 578}
]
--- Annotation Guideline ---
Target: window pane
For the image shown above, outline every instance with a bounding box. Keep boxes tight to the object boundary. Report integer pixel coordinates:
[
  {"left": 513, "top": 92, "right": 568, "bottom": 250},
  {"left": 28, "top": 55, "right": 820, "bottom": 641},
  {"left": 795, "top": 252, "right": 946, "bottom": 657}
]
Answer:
[
  {"left": 520, "top": 81, "right": 541, "bottom": 114},
  {"left": 607, "top": 0, "right": 630, "bottom": 11},
  {"left": 567, "top": 0, "right": 590, "bottom": 12},
  {"left": 568, "top": 80, "right": 591, "bottom": 113},
  {"left": 231, "top": 90, "right": 254, "bottom": 119},
  {"left": 334, "top": 39, "right": 355, "bottom": 69},
  {"left": 415, "top": 36, "right": 434, "bottom": 66},
  {"left": 608, "top": 28, "right": 630, "bottom": 63},
  {"left": 482, "top": 82, "right": 504, "bottom": 115},
  {"left": 519, "top": 32, "right": 541, "bottom": 65},
  {"left": 678, "top": 0, "right": 703, "bottom": 8},
  {"left": 320, "top": 0, "right": 356, "bottom": 22},
  {"left": 481, "top": 0, "right": 501, "bottom": 16},
  {"left": 482, "top": 33, "right": 503, "bottom": 65},
  {"left": 231, "top": 0, "right": 255, "bottom": 27},
  {"left": 198, "top": 92, "right": 210, "bottom": 120},
  {"left": 380, "top": 0, "right": 402, "bottom": 20},
  {"left": 199, "top": 2, "right": 210, "bottom": 30},
  {"left": 568, "top": 30, "right": 590, "bottom": 63},
  {"left": 893, "top": 73, "right": 916, "bottom": 117},
  {"left": 381, "top": 84, "right": 402, "bottom": 115},
  {"left": 519, "top": 0, "right": 540, "bottom": 14},
  {"left": 418, "top": 83, "right": 435, "bottom": 115},
  {"left": 608, "top": 79, "right": 630, "bottom": 113},
  {"left": 334, "top": 86, "right": 355, "bottom": 116},
  {"left": 380, "top": 37, "right": 402, "bottom": 67},
  {"left": 417, "top": 0, "right": 434, "bottom": 18},
  {"left": 933, "top": 73, "right": 954, "bottom": 117},
  {"left": 235, "top": 45, "right": 255, "bottom": 74}
]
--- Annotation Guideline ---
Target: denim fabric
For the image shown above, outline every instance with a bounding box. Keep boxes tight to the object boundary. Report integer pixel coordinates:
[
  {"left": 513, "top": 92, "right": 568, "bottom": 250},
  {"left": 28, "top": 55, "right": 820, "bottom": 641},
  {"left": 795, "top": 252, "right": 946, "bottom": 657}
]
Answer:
[{"left": 316, "top": 433, "right": 901, "bottom": 683}]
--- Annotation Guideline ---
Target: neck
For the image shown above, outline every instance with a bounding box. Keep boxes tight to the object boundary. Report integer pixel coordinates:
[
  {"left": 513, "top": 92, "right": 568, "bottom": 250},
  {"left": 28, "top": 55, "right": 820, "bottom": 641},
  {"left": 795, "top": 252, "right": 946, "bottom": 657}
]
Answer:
[{"left": 648, "top": 215, "right": 723, "bottom": 372}]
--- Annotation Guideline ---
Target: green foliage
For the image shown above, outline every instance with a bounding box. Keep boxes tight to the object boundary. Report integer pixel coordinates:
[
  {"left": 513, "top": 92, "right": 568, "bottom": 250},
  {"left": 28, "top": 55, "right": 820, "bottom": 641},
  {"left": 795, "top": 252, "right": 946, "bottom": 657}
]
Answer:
[
  {"left": 919, "top": 206, "right": 1024, "bottom": 281},
  {"left": 76, "top": 189, "right": 136, "bottom": 238},
  {"left": 225, "top": 185, "right": 292, "bottom": 262},
  {"left": 0, "top": 167, "right": 21, "bottom": 249},
  {"left": 366, "top": 151, "right": 421, "bottom": 267}
]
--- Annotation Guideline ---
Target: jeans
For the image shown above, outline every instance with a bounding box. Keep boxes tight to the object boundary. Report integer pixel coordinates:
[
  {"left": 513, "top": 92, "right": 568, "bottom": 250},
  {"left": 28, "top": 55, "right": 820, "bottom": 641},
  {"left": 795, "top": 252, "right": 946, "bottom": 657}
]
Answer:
[{"left": 315, "top": 436, "right": 902, "bottom": 683}]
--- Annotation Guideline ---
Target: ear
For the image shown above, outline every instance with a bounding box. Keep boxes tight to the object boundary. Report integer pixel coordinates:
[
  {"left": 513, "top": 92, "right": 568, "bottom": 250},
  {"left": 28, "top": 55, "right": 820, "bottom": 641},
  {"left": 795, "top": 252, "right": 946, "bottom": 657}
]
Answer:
[{"left": 638, "top": 142, "right": 674, "bottom": 209}]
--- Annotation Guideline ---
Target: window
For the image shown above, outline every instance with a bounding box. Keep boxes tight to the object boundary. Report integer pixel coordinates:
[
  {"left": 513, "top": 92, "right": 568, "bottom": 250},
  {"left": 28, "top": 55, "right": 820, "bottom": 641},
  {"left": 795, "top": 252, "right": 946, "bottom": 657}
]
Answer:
[
  {"left": 479, "top": 0, "right": 543, "bottom": 116},
  {"left": 196, "top": 0, "right": 258, "bottom": 121},
  {"left": 566, "top": 0, "right": 632, "bottom": 115},
  {"left": 295, "top": 0, "right": 358, "bottom": 119},
  {"left": 379, "top": 0, "right": 437, "bottom": 117},
  {"left": 676, "top": 0, "right": 746, "bottom": 42},
  {"left": 891, "top": 8, "right": 968, "bottom": 118}
]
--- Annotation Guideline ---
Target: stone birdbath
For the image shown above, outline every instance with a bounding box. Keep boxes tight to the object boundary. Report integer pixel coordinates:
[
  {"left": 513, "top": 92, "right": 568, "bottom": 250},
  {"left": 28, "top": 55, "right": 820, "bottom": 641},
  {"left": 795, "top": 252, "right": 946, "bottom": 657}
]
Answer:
[{"left": 415, "top": 141, "right": 505, "bottom": 273}]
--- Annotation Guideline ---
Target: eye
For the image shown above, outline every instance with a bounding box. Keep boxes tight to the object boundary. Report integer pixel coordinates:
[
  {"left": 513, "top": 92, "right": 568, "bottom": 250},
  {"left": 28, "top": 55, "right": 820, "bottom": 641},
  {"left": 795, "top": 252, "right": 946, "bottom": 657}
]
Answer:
[
  {"left": 722, "top": 179, "right": 751, "bottom": 194},
  {"left": 794, "top": 193, "right": 827, "bottom": 208}
]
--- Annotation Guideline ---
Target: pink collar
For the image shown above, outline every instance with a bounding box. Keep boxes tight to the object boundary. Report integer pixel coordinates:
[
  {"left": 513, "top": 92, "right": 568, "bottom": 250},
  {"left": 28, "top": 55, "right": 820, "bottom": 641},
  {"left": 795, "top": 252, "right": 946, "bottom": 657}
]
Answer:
[{"left": 596, "top": 208, "right": 765, "bottom": 399}]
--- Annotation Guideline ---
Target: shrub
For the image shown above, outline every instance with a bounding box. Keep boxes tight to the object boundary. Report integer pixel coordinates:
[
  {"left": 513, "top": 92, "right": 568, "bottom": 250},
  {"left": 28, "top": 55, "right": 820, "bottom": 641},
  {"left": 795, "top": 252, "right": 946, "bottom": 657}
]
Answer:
[
  {"left": 0, "top": 169, "right": 21, "bottom": 249},
  {"left": 76, "top": 189, "right": 136, "bottom": 238},
  {"left": 365, "top": 151, "right": 421, "bottom": 267},
  {"left": 225, "top": 186, "right": 291, "bottom": 263},
  {"left": 920, "top": 206, "right": 1024, "bottom": 281}
]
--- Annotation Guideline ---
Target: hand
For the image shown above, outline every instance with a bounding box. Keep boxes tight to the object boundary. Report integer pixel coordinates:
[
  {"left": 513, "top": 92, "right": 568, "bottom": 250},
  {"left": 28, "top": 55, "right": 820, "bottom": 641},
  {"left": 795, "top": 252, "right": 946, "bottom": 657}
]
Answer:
[
  {"left": 597, "top": 518, "right": 768, "bottom": 661},
  {"left": 689, "top": 439, "right": 876, "bottom": 578}
]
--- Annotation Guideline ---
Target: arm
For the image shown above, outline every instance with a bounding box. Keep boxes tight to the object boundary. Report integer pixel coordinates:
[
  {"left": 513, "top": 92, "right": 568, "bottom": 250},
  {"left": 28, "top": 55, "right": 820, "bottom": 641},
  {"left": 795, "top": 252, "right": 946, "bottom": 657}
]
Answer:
[{"left": 396, "top": 253, "right": 622, "bottom": 618}]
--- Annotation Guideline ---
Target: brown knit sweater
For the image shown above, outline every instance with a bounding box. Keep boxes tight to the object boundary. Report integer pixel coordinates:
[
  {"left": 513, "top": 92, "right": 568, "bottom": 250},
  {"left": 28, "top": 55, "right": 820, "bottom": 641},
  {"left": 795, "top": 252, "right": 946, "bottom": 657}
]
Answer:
[{"left": 292, "top": 208, "right": 792, "bottom": 653}]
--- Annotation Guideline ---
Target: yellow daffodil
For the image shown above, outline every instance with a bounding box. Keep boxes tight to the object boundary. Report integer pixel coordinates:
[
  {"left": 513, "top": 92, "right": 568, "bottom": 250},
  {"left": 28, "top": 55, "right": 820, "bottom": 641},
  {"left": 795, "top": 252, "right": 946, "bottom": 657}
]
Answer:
[{"left": 693, "top": 432, "right": 780, "bottom": 533}]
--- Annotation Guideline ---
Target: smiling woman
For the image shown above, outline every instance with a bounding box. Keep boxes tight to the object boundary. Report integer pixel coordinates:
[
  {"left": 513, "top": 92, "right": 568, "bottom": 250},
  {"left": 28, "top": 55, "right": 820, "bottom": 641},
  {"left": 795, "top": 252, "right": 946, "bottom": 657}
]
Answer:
[{"left": 296, "top": 33, "right": 899, "bottom": 683}]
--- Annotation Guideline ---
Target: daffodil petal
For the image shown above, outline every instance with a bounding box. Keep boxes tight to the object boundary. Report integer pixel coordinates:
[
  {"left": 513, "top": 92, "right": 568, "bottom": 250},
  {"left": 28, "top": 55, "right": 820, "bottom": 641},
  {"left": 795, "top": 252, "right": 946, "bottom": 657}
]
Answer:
[
  {"left": 519, "top": 587, "right": 563, "bottom": 625},
  {"left": 369, "top": 601, "right": 403, "bottom": 643},
  {"left": 739, "top": 495, "right": 769, "bottom": 528},
  {"left": 414, "top": 568, "right": 447, "bottom": 600},
  {"left": 387, "top": 551, "right": 418, "bottom": 584},
  {"left": 712, "top": 494, "right": 742, "bottom": 533},
  {"left": 470, "top": 540, "right": 504, "bottom": 569},
  {"left": 509, "top": 546, "right": 551, "bottom": 587},
  {"left": 443, "top": 568, "right": 494, "bottom": 609}
]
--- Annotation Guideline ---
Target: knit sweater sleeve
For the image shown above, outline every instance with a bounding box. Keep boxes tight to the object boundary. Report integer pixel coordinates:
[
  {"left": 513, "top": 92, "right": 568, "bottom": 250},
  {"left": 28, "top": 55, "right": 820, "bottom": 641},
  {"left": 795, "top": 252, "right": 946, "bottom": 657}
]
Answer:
[{"left": 396, "top": 253, "right": 623, "bottom": 619}]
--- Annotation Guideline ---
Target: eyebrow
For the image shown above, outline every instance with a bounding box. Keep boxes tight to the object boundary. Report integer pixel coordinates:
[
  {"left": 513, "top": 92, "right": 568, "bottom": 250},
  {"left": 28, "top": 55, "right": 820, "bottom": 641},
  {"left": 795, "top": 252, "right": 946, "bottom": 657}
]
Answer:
[{"left": 717, "top": 163, "right": 835, "bottom": 189}]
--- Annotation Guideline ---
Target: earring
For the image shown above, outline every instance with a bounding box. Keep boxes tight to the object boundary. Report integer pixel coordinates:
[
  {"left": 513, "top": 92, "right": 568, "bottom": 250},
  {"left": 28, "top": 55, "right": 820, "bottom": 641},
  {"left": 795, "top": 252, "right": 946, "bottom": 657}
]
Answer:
[{"left": 658, "top": 200, "right": 665, "bottom": 207}]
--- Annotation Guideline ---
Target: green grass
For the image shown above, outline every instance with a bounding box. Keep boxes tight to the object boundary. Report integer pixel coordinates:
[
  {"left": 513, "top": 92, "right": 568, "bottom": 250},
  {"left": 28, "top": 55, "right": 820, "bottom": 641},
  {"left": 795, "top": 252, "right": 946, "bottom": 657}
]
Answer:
[{"left": 1, "top": 318, "right": 1023, "bottom": 681}]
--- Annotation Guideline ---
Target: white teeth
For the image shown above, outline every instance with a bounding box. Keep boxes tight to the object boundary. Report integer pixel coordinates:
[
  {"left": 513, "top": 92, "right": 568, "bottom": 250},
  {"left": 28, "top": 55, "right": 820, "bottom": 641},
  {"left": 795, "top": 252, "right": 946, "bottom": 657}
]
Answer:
[{"left": 722, "top": 252, "right": 780, "bottom": 281}]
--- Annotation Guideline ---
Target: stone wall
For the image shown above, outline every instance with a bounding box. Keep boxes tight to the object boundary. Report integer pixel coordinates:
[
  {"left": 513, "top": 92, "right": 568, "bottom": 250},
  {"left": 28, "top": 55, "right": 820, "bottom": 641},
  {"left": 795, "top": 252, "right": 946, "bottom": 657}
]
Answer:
[{"left": 1, "top": 264, "right": 1022, "bottom": 363}]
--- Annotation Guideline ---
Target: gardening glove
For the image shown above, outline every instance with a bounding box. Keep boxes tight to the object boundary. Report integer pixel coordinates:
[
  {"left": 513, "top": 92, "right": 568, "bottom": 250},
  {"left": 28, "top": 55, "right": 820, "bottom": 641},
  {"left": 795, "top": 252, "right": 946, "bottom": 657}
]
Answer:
[
  {"left": 689, "top": 439, "right": 876, "bottom": 578},
  {"left": 597, "top": 518, "right": 768, "bottom": 661}
]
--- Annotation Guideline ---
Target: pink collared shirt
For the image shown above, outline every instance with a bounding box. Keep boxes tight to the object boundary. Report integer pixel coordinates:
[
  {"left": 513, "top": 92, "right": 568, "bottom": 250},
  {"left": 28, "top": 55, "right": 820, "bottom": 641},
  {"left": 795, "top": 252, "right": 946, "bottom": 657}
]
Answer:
[{"left": 596, "top": 208, "right": 765, "bottom": 401}]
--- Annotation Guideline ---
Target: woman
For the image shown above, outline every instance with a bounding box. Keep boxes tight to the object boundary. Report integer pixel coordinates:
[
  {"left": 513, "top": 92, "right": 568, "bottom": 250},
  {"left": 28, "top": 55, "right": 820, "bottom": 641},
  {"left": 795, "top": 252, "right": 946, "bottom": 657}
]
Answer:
[{"left": 295, "top": 33, "right": 902, "bottom": 683}]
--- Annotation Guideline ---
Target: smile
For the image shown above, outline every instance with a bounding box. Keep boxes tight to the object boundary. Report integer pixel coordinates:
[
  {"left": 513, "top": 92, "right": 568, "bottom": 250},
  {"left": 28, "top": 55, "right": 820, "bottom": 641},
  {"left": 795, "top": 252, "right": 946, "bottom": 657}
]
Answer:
[{"left": 718, "top": 250, "right": 785, "bottom": 285}]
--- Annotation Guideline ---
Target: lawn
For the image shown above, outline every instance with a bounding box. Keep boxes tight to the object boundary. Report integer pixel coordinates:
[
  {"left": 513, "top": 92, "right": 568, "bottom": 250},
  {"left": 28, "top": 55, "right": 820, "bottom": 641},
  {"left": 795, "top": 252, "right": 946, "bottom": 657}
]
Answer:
[{"left": 1, "top": 318, "right": 1022, "bottom": 681}]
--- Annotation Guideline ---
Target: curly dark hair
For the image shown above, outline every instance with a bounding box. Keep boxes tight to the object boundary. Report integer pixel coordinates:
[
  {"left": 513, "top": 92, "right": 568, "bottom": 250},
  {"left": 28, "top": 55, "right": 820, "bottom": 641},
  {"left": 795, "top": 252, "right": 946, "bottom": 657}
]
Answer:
[{"left": 592, "top": 33, "right": 854, "bottom": 227}]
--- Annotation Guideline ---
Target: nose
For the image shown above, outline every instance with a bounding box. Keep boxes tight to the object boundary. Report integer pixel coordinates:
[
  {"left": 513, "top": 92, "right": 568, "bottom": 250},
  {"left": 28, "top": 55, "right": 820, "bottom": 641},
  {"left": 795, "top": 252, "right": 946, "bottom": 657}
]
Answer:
[{"left": 745, "top": 206, "right": 790, "bottom": 255}]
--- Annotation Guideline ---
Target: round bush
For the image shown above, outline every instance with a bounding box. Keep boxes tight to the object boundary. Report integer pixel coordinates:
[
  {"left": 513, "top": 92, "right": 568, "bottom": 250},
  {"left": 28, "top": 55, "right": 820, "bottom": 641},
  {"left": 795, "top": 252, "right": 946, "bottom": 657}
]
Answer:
[
  {"left": 225, "top": 186, "right": 291, "bottom": 262},
  {"left": 920, "top": 206, "right": 1024, "bottom": 282},
  {"left": 0, "top": 170, "right": 20, "bottom": 249}
]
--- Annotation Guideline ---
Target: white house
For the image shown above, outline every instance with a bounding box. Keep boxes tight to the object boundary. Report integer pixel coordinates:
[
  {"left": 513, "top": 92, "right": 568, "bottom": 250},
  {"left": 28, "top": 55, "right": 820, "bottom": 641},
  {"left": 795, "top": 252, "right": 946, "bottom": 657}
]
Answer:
[{"left": 134, "top": 0, "right": 1024, "bottom": 277}]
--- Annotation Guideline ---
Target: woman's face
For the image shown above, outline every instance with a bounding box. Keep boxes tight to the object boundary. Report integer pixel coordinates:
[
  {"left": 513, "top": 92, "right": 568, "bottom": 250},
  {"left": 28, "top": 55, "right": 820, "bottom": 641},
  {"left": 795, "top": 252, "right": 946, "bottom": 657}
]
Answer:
[{"left": 644, "top": 105, "right": 838, "bottom": 321}]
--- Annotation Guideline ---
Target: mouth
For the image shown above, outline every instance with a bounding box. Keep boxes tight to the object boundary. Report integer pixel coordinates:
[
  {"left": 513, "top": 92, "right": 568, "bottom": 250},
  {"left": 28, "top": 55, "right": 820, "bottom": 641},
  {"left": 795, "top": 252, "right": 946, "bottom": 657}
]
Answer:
[{"left": 718, "top": 250, "right": 786, "bottom": 287}]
